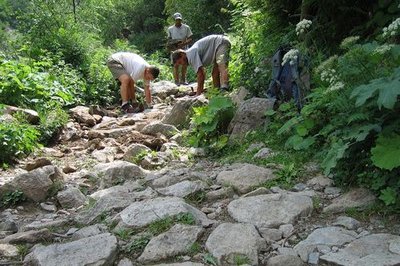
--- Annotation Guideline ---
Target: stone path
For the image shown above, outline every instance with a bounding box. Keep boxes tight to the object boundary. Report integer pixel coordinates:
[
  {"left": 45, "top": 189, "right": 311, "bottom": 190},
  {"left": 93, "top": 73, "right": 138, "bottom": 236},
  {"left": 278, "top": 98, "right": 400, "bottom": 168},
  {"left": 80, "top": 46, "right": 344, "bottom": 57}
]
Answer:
[{"left": 1, "top": 81, "right": 399, "bottom": 265}]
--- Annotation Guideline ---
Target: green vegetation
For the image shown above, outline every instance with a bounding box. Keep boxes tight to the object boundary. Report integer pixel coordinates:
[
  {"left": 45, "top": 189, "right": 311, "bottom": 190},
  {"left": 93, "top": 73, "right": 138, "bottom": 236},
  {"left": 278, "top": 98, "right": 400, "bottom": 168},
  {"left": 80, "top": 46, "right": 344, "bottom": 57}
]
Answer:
[
  {"left": 1, "top": 189, "right": 26, "bottom": 207},
  {"left": 232, "top": 254, "right": 251, "bottom": 265}
]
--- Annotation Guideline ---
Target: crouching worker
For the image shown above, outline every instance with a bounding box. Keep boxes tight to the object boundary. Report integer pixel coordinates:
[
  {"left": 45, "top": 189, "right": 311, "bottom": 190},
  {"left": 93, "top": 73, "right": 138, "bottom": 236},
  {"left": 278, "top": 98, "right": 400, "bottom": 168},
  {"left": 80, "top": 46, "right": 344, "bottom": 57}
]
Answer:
[
  {"left": 107, "top": 52, "right": 160, "bottom": 113},
  {"left": 172, "top": 34, "right": 231, "bottom": 95}
]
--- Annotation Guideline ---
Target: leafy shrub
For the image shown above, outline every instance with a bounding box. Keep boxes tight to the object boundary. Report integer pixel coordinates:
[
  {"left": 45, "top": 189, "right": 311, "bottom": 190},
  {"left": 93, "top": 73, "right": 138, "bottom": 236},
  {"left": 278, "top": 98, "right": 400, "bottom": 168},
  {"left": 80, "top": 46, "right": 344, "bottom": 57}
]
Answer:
[
  {"left": 0, "top": 53, "right": 85, "bottom": 109},
  {"left": 188, "top": 95, "right": 235, "bottom": 150},
  {"left": 0, "top": 119, "right": 40, "bottom": 163},
  {"left": 1, "top": 190, "right": 26, "bottom": 207},
  {"left": 269, "top": 39, "right": 400, "bottom": 206},
  {"left": 37, "top": 105, "right": 69, "bottom": 145}
]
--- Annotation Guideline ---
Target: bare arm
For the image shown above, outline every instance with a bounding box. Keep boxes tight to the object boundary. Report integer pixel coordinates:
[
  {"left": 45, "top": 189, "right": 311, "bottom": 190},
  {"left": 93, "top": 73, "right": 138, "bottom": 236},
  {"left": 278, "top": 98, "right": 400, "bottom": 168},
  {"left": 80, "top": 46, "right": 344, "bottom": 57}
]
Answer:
[
  {"left": 196, "top": 66, "right": 205, "bottom": 95},
  {"left": 144, "top": 80, "right": 152, "bottom": 104}
]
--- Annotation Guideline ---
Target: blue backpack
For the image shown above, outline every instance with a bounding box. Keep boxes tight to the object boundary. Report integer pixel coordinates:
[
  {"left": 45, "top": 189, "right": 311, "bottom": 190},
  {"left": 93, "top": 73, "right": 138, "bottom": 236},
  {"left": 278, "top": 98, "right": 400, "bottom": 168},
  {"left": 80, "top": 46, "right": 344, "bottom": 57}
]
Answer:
[{"left": 266, "top": 47, "right": 310, "bottom": 111}]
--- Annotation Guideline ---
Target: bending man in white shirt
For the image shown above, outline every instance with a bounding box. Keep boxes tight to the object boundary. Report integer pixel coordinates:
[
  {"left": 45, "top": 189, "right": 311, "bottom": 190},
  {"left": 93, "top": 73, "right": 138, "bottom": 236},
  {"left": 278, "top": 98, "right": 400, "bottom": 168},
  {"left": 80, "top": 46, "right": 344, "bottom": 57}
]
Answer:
[{"left": 107, "top": 52, "right": 160, "bottom": 113}]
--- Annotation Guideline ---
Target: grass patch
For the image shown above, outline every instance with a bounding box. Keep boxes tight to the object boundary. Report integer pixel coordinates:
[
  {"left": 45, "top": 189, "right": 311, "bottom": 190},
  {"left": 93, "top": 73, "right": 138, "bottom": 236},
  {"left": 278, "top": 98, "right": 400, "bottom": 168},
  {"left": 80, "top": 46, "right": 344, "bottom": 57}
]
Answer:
[
  {"left": 184, "top": 191, "right": 207, "bottom": 205},
  {"left": 187, "top": 242, "right": 202, "bottom": 256},
  {"left": 147, "top": 212, "right": 196, "bottom": 235},
  {"left": 203, "top": 253, "right": 218, "bottom": 265},
  {"left": 114, "top": 228, "right": 137, "bottom": 241},
  {"left": 17, "top": 244, "right": 30, "bottom": 258},
  {"left": 233, "top": 254, "right": 251, "bottom": 265},
  {"left": 124, "top": 235, "right": 151, "bottom": 253}
]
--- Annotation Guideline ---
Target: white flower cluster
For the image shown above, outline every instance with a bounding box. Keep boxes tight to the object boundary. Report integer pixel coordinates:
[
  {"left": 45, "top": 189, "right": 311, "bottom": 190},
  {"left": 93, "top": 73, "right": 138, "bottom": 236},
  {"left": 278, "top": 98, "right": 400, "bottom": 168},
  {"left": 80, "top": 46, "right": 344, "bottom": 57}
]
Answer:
[
  {"left": 296, "top": 19, "right": 312, "bottom": 35},
  {"left": 383, "top": 18, "right": 400, "bottom": 38},
  {"left": 320, "top": 69, "right": 344, "bottom": 92},
  {"left": 282, "top": 49, "right": 299, "bottom": 66}
]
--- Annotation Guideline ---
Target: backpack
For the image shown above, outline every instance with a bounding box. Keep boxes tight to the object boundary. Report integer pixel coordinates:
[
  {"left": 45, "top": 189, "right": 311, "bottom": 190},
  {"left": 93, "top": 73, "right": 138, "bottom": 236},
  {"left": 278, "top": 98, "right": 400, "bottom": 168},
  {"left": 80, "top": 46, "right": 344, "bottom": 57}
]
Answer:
[{"left": 266, "top": 46, "right": 310, "bottom": 111}]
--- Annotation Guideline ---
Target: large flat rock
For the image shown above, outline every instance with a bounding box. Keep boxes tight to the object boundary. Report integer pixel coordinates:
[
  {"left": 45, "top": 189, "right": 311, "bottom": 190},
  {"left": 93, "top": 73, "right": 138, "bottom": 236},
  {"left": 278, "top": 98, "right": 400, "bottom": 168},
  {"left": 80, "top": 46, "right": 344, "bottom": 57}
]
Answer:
[
  {"left": 156, "top": 180, "right": 206, "bottom": 198},
  {"left": 320, "top": 233, "right": 400, "bottom": 266},
  {"left": 115, "top": 197, "right": 213, "bottom": 229},
  {"left": 8, "top": 165, "right": 64, "bottom": 202},
  {"left": 75, "top": 187, "right": 157, "bottom": 224},
  {"left": 216, "top": 163, "right": 276, "bottom": 194},
  {"left": 138, "top": 224, "right": 203, "bottom": 263},
  {"left": 294, "top": 226, "right": 358, "bottom": 262},
  {"left": 228, "top": 192, "right": 313, "bottom": 228},
  {"left": 323, "top": 188, "right": 376, "bottom": 213},
  {"left": 94, "top": 160, "right": 146, "bottom": 188},
  {"left": 24, "top": 233, "right": 117, "bottom": 266},
  {"left": 205, "top": 222, "right": 266, "bottom": 265}
]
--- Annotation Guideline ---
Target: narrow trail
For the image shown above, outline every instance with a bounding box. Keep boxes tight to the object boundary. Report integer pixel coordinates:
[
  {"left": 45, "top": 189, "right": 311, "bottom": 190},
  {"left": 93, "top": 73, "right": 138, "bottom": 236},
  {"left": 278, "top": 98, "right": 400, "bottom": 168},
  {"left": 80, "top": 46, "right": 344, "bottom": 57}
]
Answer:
[{"left": 1, "top": 81, "right": 399, "bottom": 266}]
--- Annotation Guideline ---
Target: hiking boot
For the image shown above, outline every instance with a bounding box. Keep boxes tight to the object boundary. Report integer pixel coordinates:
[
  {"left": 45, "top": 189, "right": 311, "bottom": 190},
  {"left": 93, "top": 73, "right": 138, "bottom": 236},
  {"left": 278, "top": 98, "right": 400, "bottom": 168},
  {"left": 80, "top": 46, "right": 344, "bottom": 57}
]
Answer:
[{"left": 121, "top": 103, "right": 135, "bottom": 113}]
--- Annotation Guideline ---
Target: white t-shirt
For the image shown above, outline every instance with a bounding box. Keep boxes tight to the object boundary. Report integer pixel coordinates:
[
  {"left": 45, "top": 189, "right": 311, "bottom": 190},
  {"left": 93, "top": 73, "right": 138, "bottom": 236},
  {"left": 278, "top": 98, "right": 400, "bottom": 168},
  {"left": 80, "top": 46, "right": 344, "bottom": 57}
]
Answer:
[
  {"left": 111, "top": 52, "right": 149, "bottom": 81},
  {"left": 167, "top": 24, "right": 192, "bottom": 41}
]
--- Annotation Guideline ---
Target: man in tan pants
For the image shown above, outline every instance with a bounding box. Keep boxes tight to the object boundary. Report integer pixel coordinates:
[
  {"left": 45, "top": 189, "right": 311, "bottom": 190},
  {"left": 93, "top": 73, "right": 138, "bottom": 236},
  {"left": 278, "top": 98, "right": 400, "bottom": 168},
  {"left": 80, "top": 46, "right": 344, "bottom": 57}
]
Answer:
[
  {"left": 172, "top": 35, "right": 231, "bottom": 95},
  {"left": 107, "top": 52, "right": 160, "bottom": 113}
]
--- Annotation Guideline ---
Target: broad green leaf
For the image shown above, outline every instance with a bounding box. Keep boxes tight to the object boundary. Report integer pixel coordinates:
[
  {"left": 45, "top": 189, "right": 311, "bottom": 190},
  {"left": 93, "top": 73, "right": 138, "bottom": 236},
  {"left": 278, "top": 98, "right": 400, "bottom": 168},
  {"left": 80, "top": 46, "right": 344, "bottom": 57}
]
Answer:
[
  {"left": 350, "top": 82, "right": 379, "bottom": 107},
  {"left": 376, "top": 78, "right": 400, "bottom": 109},
  {"left": 265, "top": 109, "right": 276, "bottom": 116},
  {"left": 371, "top": 133, "right": 400, "bottom": 170},
  {"left": 379, "top": 187, "right": 397, "bottom": 206},
  {"left": 277, "top": 116, "right": 300, "bottom": 135},
  {"left": 322, "top": 141, "right": 349, "bottom": 175},
  {"left": 295, "top": 124, "right": 308, "bottom": 137}
]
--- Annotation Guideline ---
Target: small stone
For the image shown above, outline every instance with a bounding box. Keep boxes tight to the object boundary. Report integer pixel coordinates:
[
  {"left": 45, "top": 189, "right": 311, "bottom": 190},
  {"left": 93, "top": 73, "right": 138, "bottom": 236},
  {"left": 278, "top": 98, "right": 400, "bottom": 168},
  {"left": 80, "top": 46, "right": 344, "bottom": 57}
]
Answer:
[
  {"left": 333, "top": 216, "right": 361, "bottom": 230},
  {"left": 40, "top": 202, "right": 57, "bottom": 212},
  {"left": 308, "top": 252, "right": 319, "bottom": 265},
  {"left": 279, "top": 224, "right": 294, "bottom": 238},
  {"left": 16, "top": 206, "right": 24, "bottom": 211},
  {"left": 0, "top": 243, "right": 19, "bottom": 257},
  {"left": 324, "top": 186, "right": 341, "bottom": 195},
  {"left": 332, "top": 246, "right": 339, "bottom": 252},
  {"left": 292, "top": 183, "right": 307, "bottom": 192},
  {"left": 201, "top": 207, "right": 215, "bottom": 214},
  {"left": 242, "top": 187, "right": 270, "bottom": 197},
  {"left": 63, "top": 165, "right": 77, "bottom": 174},
  {"left": 24, "top": 157, "right": 52, "bottom": 171},
  {"left": 253, "top": 148, "right": 273, "bottom": 159},
  {"left": 118, "top": 258, "right": 133, "bottom": 266},
  {"left": 207, "top": 213, "right": 217, "bottom": 219},
  {"left": 259, "top": 228, "right": 283, "bottom": 242},
  {"left": 389, "top": 239, "right": 400, "bottom": 255}
]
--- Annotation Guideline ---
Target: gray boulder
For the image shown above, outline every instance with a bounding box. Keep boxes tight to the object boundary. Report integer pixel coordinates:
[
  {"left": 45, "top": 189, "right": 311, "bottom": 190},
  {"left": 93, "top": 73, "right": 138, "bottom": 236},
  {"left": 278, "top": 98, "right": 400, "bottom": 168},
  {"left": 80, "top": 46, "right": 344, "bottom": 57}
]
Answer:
[
  {"left": 57, "top": 187, "right": 87, "bottom": 209},
  {"left": 320, "top": 233, "right": 400, "bottom": 266},
  {"left": 141, "top": 122, "right": 179, "bottom": 138},
  {"left": 294, "top": 226, "right": 358, "bottom": 262},
  {"left": 216, "top": 163, "right": 276, "bottom": 194},
  {"left": 205, "top": 222, "right": 266, "bottom": 265},
  {"left": 10, "top": 165, "right": 64, "bottom": 202},
  {"left": 24, "top": 233, "right": 117, "bottom": 266},
  {"left": 94, "top": 160, "right": 145, "bottom": 188},
  {"left": 151, "top": 81, "right": 179, "bottom": 99},
  {"left": 70, "top": 106, "right": 96, "bottom": 127},
  {"left": 157, "top": 180, "right": 206, "bottom": 198},
  {"left": 162, "top": 96, "right": 208, "bottom": 128},
  {"left": 0, "top": 229, "right": 53, "bottom": 244},
  {"left": 323, "top": 188, "right": 376, "bottom": 213},
  {"left": 0, "top": 243, "right": 19, "bottom": 258},
  {"left": 228, "top": 192, "right": 313, "bottom": 228},
  {"left": 115, "top": 197, "right": 213, "bottom": 229},
  {"left": 3, "top": 105, "right": 39, "bottom": 124},
  {"left": 138, "top": 224, "right": 203, "bottom": 263},
  {"left": 267, "top": 255, "right": 305, "bottom": 266},
  {"left": 76, "top": 187, "right": 157, "bottom": 225},
  {"left": 228, "top": 98, "right": 274, "bottom": 140},
  {"left": 123, "top": 143, "right": 152, "bottom": 161}
]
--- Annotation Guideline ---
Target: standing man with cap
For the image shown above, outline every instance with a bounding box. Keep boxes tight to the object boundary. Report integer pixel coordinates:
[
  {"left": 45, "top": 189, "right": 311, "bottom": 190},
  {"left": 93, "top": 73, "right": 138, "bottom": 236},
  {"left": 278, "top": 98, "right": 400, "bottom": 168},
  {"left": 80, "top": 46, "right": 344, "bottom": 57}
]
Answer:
[
  {"left": 172, "top": 34, "right": 231, "bottom": 96},
  {"left": 167, "top": 12, "right": 193, "bottom": 86}
]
